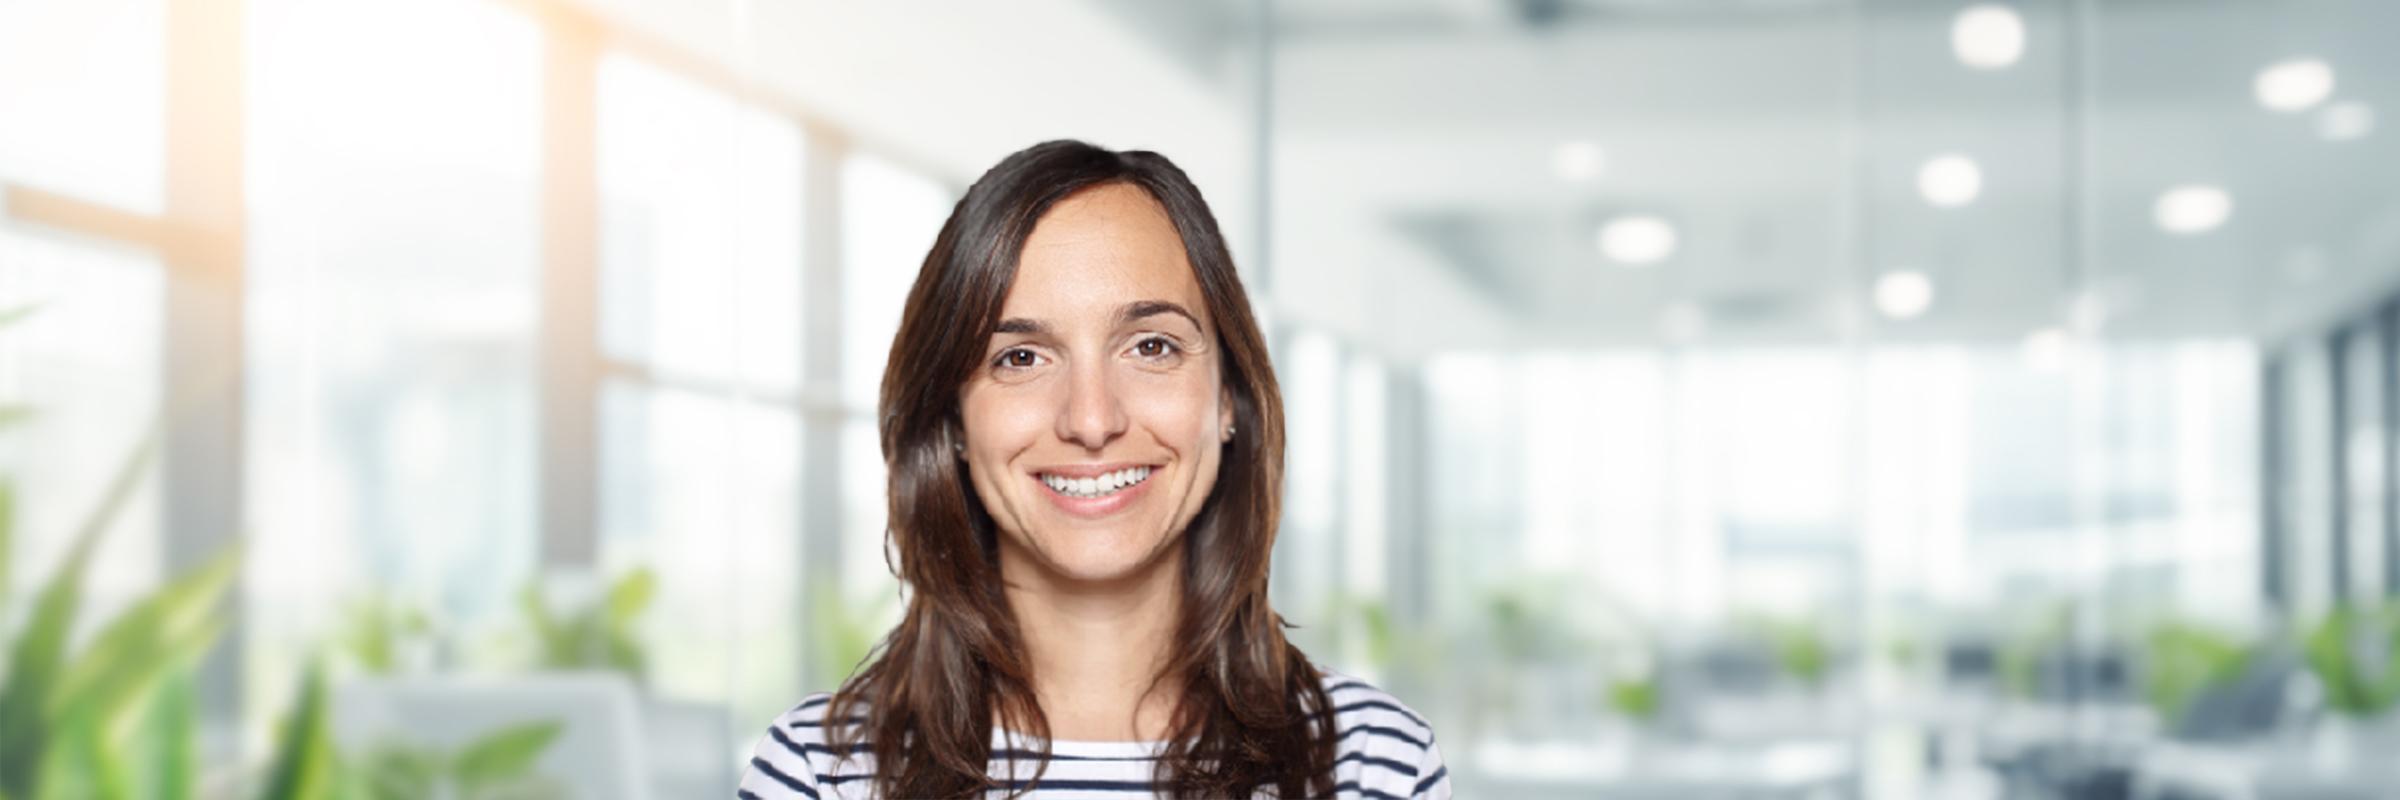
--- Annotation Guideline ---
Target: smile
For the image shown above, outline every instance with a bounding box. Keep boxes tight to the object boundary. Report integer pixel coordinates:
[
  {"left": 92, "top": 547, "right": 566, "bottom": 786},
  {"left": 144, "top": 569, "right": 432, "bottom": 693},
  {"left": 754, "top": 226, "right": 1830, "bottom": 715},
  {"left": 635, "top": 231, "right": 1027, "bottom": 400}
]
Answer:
[
  {"left": 1031, "top": 463, "right": 1161, "bottom": 518},
  {"left": 1039, "top": 465, "right": 1153, "bottom": 499}
]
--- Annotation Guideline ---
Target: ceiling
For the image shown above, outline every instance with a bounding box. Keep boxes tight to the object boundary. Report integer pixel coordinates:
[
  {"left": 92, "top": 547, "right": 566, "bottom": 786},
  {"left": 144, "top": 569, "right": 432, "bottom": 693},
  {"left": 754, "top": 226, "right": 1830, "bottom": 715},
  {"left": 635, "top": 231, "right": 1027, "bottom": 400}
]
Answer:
[{"left": 1094, "top": 0, "right": 2400, "bottom": 351}]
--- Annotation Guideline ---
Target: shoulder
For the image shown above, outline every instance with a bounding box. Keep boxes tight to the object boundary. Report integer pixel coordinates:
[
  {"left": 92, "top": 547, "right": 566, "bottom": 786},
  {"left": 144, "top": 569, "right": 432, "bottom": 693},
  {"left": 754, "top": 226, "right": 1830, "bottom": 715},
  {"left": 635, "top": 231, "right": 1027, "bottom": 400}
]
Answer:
[
  {"left": 740, "top": 692, "right": 870, "bottom": 799},
  {"left": 1315, "top": 670, "right": 1453, "bottom": 799},
  {"left": 769, "top": 691, "right": 863, "bottom": 734}
]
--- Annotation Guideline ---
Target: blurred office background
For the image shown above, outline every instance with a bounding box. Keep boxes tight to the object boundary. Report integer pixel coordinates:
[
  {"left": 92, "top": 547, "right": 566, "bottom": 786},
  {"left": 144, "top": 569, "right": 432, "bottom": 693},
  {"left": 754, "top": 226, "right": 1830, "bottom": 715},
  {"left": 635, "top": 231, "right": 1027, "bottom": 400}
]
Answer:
[{"left": 4, "top": 0, "right": 2399, "bottom": 797}]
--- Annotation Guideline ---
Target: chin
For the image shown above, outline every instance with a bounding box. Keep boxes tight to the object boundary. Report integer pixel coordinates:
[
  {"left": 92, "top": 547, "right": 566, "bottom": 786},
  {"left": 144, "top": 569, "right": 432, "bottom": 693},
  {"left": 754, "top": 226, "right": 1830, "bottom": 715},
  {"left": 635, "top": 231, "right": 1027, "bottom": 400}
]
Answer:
[{"left": 1030, "top": 527, "right": 1176, "bottom": 585}]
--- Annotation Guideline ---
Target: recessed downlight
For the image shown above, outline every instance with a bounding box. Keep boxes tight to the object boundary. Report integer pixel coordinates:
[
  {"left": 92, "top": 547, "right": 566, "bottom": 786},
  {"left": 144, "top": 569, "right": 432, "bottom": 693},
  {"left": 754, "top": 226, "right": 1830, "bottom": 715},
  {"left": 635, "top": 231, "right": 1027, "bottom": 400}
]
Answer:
[
  {"left": 1874, "top": 270, "right": 1936, "bottom": 320},
  {"left": 1597, "top": 215, "right": 1678, "bottom": 265},
  {"left": 1553, "top": 140, "right": 1605, "bottom": 182},
  {"left": 2256, "top": 58, "right": 2335, "bottom": 113},
  {"left": 1917, "top": 155, "right": 1983, "bottom": 208},
  {"left": 1952, "top": 5, "right": 2026, "bottom": 70},
  {"left": 2153, "top": 185, "right": 2232, "bottom": 234}
]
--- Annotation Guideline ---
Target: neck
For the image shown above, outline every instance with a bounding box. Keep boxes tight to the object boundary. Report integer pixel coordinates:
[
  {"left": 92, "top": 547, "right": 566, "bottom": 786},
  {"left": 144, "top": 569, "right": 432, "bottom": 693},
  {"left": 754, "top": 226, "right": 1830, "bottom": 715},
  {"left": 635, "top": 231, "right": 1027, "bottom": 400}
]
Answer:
[{"left": 999, "top": 542, "right": 1185, "bottom": 743}]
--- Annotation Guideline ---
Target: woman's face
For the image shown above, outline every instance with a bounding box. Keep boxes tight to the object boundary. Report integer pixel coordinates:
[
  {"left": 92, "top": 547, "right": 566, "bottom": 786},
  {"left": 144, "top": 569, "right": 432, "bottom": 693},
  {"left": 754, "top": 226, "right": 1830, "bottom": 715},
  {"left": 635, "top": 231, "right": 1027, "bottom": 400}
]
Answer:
[{"left": 959, "top": 182, "right": 1233, "bottom": 587}]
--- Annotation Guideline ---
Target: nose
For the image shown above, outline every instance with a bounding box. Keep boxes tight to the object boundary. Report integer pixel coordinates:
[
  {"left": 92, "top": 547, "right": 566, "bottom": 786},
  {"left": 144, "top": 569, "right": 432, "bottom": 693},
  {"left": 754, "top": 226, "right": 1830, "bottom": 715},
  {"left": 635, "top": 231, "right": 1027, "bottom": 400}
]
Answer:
[{"left": 1055, "top": 358, "right": 1129, "bottom": 451}]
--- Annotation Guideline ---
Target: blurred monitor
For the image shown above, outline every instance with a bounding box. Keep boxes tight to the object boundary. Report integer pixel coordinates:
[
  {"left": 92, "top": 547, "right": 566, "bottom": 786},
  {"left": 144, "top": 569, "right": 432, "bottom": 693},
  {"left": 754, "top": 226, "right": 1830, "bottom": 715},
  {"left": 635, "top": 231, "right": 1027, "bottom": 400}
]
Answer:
[{"left": 1944, "top": 641, "right": 1998, "bottom": 684}]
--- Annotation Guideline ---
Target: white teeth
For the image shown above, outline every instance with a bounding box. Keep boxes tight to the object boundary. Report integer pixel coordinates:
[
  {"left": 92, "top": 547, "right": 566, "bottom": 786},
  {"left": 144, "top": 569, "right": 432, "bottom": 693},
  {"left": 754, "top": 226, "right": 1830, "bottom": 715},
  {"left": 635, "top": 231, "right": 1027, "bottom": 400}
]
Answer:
[{"left": 1043, "top": 466, "right": 1152, "bottom": 499}]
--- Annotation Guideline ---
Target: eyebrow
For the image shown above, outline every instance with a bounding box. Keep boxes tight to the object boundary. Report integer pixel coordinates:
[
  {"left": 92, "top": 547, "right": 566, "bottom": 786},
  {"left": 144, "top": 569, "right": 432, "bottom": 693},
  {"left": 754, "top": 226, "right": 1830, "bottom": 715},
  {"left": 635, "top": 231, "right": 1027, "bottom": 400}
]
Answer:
[{"left": 993, "top": 300, "right": 1204, "bottom": 336}]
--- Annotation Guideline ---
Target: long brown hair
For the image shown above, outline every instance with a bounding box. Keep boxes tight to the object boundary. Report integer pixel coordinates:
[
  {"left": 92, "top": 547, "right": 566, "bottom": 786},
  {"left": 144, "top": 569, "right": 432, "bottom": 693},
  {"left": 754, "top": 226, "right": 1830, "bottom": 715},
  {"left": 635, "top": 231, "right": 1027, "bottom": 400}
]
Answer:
[{"left": 825, "top": 140, "right": 1336, "bottom": 798}]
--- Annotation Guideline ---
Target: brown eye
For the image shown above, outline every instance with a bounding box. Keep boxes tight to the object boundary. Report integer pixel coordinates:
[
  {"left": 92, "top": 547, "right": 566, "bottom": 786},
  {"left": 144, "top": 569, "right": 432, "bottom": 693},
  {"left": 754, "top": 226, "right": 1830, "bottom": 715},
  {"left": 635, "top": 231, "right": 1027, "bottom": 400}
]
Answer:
[
  {"left": 996, "top": 348, "right": 1039, "bottom": 368},
  {"left": 1135, "top": 337, "right": 1177, "bottom": 358}
]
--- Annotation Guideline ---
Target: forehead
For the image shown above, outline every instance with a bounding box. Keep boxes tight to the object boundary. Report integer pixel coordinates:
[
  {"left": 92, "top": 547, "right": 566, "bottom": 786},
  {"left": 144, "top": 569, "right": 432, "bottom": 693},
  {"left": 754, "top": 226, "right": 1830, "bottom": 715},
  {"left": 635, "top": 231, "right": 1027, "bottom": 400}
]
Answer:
[{"left": 1006, "top": 183, "right": 1207, "bottom": 327}]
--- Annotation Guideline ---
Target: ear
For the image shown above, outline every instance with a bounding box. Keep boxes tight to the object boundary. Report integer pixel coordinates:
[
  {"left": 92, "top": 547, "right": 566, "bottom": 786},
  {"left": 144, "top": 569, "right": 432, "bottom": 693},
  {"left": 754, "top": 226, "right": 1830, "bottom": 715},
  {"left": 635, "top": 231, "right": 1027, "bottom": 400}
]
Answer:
[{"left": 1219, "top": 386, "right": 1236, "bottom": 442}]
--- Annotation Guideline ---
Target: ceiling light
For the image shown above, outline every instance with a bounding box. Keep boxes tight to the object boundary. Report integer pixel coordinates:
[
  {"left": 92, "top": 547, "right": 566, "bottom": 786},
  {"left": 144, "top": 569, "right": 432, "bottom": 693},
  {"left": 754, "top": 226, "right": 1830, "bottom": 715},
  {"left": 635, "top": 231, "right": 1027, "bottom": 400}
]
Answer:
[
  {"left": 1952, "top": 5, "right": 2026, "bottom": 70},
  {"left": 1917, "top": 155, "right": 1983, "bottom": 208},
  {"left": 2319, "top": 101, "right": 2375, "bottom": 141},
  {"left": 1553, "top": 140, "right": 1605, "bottom": 182},
  {"left": 2255, "top": 58, "right": 2335, "bottom": 113},
  {"left": 1598, "top": 215, "right": 1677, "bottom": 265},
  {"left": 2153, "top": 184, "right": 2232, "bottom": 234},
  {"left": 2021, "top": 327, "right": 2071, "bottom": 372},
  {"left": 1873, "top": 270, "right": 1935, "bottom": 320}
]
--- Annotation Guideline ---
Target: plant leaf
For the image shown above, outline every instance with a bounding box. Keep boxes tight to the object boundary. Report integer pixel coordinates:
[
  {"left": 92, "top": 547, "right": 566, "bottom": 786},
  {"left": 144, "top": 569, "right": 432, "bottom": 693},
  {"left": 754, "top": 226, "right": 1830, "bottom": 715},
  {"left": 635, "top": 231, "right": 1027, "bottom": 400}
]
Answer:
[
  {"left": 603, "top": 568, "right": 655, "bottom": 626},
  {"left": 0, "top": 480, "right": 15, "bottom": 625},
  {"left": 0, "top": 431, "right": 158, "bottom": 792},
  {"left": 256, "top": 662, "right": 339, "bottom": 800},
  {"left": 449, "top": 720, "right": 562, "bottom": 792},
  {"left": 84, "top": 713, "right": 132, "bottom": 800},
  {"left": 355, "top": 741, "right": 442, "bottom": 800},
  {"left": 49, "top": 547, "right": 238, "bottom": 749},
  {"left": 518, "top": 583, "right": 563, "bottom": 664},
  {"left": 0, "top": 304, "right": 39, "bottom": 330},
  {"left": 0, "top": 544, "right": 98, "bottom": 779},
  {"left": 343, "top": 596, "right": 391, "bottom": 674},
  {"left": 145, "top": 672, "right": 197, "bottom": 800}
]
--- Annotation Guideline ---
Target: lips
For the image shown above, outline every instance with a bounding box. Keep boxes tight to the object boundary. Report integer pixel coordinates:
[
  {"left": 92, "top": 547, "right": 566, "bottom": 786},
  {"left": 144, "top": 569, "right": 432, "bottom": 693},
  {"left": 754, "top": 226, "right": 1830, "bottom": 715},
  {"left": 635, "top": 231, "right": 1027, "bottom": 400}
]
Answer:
[
  {"left": 1039, "top": 465, "right": 1152, "bottom": 498},
  {"left": 1031, "top": 463, "right": 1162, "bottom": 517}
]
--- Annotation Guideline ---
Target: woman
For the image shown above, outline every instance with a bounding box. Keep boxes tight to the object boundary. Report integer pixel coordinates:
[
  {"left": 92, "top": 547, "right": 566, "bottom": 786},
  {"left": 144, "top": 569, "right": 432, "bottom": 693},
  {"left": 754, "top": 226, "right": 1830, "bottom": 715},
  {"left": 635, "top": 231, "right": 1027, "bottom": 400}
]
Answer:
[{"left": 739, "top": 140, "right": 1449, "bottom": 799}]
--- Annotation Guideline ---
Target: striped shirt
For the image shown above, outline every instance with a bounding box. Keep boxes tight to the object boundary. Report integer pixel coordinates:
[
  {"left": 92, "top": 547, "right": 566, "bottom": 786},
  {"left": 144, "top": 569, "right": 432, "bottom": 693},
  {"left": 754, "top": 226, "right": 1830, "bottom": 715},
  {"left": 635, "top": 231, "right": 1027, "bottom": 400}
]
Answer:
[{"left": 738, "top": 671, "right": 1452, "bottom": 799}]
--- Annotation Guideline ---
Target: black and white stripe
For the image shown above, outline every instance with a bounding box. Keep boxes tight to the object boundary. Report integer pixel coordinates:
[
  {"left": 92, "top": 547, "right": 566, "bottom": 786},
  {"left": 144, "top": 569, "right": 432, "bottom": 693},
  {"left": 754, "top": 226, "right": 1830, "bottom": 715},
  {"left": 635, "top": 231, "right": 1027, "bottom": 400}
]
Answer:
[{"left": 738, "top": 670, "right": 1452, "bottom": 799}]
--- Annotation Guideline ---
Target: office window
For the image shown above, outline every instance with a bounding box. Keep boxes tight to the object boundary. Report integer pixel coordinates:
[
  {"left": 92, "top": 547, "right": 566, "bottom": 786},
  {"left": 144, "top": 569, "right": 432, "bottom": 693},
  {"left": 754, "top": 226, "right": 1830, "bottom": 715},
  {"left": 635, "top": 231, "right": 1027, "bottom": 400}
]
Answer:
[
  {"left": 0, "top": 228, "right": 162, "bottom": 622},
  {"left": 1279, "top": 331, "right": 1344, "bottom": 624},
  {"left": 1688, "top": 350, "right": 1851, "bottom": 620},
  {"left": 2340, "top": 328, "right": 2386, "bottom": 601},
  {"left": 1421, "top": 344, "right": 2260, "bottom": 647},
  {"left": 243, "top": 0, "right": 542, "bottom": 706},
  {"left": 839, "top": 154, "right": 948, "bottom": 412},
  {"left": 1860, "top": 347, "right": 1972, "bottom": 609},
  {"left": 838, "top": 153, "right": 950, "bottom": 595},
  {"left": 1552, "top": 354, "right": 1674, "bottom": 621},
  {"left": 2275, "top": 342, "right": 2335, "bottom": 621},
  {"left": 0, "top": 0, "right": 164, "bottom": 213},
  {"left": 594, "top": 52, "right": 805, "bottom": 719},
  {"left": 597, "top": 55, "right": 803, "bottom": 394},
  {"left": 1422, "top": 354, "right": 1523, "bottom": 626},
  {"left": 1341, "top": 356, "right": 1389, "bottom": 601}
]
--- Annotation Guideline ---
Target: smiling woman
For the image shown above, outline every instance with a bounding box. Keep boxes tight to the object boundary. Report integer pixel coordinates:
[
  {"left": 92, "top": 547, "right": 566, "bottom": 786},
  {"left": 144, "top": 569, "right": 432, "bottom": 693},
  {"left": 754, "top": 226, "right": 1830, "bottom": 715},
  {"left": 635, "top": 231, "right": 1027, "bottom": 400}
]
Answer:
[{"left": 738, "top": 140, "right": 1449, "bottom": 799}]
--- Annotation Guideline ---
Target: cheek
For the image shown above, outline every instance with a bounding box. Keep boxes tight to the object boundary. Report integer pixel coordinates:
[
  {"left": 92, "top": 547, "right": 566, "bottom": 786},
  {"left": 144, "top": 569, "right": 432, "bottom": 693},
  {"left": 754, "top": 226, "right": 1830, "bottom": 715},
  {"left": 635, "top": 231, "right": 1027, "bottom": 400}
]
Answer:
[
  {"left": 1124, "top": 374, "right": 1220, "bottom": 445},
  {"left": 959, "top": 389, "right": 1053, "bottom": 478}
]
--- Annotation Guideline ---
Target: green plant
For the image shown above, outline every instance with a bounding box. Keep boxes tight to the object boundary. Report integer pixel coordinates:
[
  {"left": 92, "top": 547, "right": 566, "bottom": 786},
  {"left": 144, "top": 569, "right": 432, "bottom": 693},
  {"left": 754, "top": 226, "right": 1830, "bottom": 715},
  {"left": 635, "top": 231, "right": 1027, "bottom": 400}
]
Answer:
[
  {"left": 1322, "top": 592, "right": 1398, "bottom": 671},
  {"left": 0, "top": 419, "right": 241, "bottom": 800},
  {"left": 254, "top": 660, "right": 568, "bottom": 800},
  {"left": 2142, "top": 619, "right": 2252, "bottom": 726},
  {"left": 1483, "top": 585, "right": 1550, "bottom": 666},
  {"left": 356, "top": 719, "right": 567, "bottom": 800},
  {"left": 519, "top": 567, "right": 654, "bottom": 679},
  {"left": 2301, "top": 602, "right": 2400, "bottom": 717},
  {"left": 1605, "top": 677, "right": 1660, "bottom": 721},
  {"left": 256, "top": 662, "right": 340, "bottom": 800},
  {"left": 1743, "top": 616, "right": 1831, "bottom": 689},
  {"left": 339, "top": 592, "right": 434, "bottom": 675}
]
